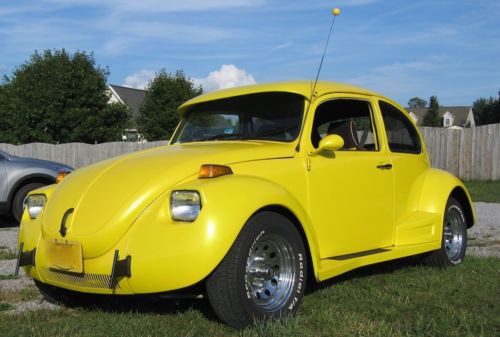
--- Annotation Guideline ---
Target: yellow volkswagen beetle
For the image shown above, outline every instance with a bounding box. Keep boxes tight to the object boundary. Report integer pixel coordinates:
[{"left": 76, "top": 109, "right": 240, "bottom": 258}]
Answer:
[{"left": 17, "top": 81, "right": 475, "bottom": 328}]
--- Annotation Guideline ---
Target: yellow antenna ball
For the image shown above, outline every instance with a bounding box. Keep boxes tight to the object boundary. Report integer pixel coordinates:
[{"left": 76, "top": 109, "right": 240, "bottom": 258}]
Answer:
[{"left": 332, "top": 8, "right": 341, "bottom": 16}]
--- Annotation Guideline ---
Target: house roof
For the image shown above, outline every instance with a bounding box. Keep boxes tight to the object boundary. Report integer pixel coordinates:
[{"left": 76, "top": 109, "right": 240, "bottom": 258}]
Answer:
[
  {"left": 109, "top": 85, "right": 146, "bottom": 119},
  {"left": 406, "top": 106, "right": 472, "bottom": 126}
]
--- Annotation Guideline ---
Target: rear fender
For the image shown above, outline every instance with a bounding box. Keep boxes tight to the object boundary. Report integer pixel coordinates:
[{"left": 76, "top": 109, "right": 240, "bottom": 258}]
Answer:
[{"left": 418, "top": 169, "right": 475, "bottom": 234}]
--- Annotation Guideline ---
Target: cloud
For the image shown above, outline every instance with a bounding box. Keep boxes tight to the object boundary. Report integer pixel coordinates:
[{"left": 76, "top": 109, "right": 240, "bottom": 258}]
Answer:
[
  {"left": 193, "top": 64, "right": 256, "bottom": 92},
  {"left": 116, "top": 21, "right": 234, "bottom": 43},
  {"left": 270, "top": 41, "right": 293, "bottom": 52},
  {"left": 123, "top": 70, "right": 156, "bottom": 89},
  {"left": 336, "top": 0, "right": 382, "bottom": 6},
  {"left": 346, "top": 56, "right": 448, "bottom": 103},
  {"left": 43, "top": 0, "right": 264, "bottom": 13},
  {"left": 0, "top": 64, "right": 7, "bottom": 73}
]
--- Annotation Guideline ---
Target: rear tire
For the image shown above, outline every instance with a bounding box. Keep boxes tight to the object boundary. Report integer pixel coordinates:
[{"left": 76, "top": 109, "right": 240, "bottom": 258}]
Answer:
[
  {"left": 12, "top": 183, "right": 46, "bottom": 223},
  {"left": 206, "top": 211, "right": 307, "bottom": 328},
  {"left": 422, "top": 197, "right": 467, "bottom": 267}
]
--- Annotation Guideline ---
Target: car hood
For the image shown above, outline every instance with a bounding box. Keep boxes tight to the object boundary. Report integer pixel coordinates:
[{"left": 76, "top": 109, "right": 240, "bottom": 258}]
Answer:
[{"left": 42, "top": 141, "right": 294, "bottom": 258}]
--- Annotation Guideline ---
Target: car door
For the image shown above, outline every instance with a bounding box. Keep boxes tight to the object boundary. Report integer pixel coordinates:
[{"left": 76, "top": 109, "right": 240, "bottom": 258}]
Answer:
[
  {"left": 377, "top": 100, "right": 429, "bottom": 225},
  {"left": 306, "top": 95, "right": 395, "bottom": 258}
]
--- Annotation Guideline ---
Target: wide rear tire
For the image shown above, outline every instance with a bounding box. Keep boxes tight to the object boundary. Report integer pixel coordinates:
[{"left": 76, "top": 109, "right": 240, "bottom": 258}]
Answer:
[{"left": 206, "top": 211, "right": 307, "bottom": 328}]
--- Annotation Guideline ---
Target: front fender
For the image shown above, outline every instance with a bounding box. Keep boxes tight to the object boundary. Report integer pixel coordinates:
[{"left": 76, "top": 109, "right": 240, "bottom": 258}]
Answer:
[
  {"left": 124, "top": 174, "right": 320, "bottom": 293},
  {"left": 7, "top": 172, "right": 55, "bottom": 206},
  {"left": 18, "top": 184, "right": 57, "bottom": 280}
]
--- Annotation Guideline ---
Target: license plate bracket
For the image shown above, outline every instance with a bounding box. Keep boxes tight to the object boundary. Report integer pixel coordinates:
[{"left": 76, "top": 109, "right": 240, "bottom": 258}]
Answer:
[{"left": 45, "top": 239, "right": 83, "bottom": 273}]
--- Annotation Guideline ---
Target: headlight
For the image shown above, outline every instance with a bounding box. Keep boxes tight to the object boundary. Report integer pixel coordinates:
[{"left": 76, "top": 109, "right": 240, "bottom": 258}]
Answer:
[
  {"left": 24, "top": 194, "right": 47, "bottom": 219},
  {"left": 170, "top": 191, "right": 201, "bottom": 222}
]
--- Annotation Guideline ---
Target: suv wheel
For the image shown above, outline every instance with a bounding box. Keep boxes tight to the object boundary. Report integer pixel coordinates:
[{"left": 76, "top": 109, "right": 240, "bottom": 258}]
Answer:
[{"left": 12, "top": 183, "right": 46, "bottom": 223}]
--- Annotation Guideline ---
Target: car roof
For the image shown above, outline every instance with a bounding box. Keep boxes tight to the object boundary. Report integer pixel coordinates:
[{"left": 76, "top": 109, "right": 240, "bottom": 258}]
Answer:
[{"left": 178, "top": 81, "right": 395, "bottom": 115}]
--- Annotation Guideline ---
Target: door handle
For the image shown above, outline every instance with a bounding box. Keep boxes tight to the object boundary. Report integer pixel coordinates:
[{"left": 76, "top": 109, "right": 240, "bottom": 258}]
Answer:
[{"left": 376, "top": 163, "right": 392, "bottom": 170}]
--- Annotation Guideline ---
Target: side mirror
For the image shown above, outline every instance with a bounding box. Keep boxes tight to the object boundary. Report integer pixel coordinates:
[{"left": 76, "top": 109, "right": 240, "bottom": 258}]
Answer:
[{"left": 309, "top": 134, "right": 344, "bottom": 156}]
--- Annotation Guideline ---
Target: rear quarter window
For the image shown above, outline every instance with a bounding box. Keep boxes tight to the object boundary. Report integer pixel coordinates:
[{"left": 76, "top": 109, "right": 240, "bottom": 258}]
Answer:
[{"left": 379, "top": 101, "right": 421, "bottom": 154}]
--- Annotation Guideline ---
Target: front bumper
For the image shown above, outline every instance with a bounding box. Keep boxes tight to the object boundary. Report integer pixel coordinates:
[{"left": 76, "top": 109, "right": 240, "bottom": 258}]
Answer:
[{"left": 16, "top": 244, "right": 130, "bottom": 291}]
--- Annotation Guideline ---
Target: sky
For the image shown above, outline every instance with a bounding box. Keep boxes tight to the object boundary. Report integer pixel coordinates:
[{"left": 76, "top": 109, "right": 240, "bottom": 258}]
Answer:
[{"left": 0, "top": 0, "right": 499, "bottom": 106}]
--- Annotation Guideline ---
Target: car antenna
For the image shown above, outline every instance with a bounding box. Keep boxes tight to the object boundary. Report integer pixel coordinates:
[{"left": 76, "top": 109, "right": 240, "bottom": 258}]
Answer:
[{"left": 296, "top": 7, "right": 341, "bottom": 153}]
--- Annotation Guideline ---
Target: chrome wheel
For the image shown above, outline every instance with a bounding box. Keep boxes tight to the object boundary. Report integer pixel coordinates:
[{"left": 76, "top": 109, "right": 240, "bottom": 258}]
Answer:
[
  {"left": 443, "top": 205, "right": 464, "bottom": 262},
  {"left": 245, "top": 234, "right": 296, "bottom": 311}
]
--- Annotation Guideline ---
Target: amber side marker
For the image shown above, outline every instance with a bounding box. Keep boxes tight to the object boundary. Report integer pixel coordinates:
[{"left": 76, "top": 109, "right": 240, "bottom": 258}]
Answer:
[
  {"left": 56, "top": 171, "right": 70, "bottom": 183},
  {"left": 199, "top": 164, "right": 233, "bottom": 179}
]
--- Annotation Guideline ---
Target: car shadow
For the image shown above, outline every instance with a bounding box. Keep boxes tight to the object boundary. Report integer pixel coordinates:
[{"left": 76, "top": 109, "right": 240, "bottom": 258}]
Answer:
[
  {"left": 306, "top": 255, "right": 422, "bottom": 294},
  {"left": 62, "top": 256, "right": 422, "bottom": 323},
  {"left": 0, "top": 215, "right": 18, "bottom": 228},
  {"left": 58, "top": 290, "right": 219, "bottom": 322}
]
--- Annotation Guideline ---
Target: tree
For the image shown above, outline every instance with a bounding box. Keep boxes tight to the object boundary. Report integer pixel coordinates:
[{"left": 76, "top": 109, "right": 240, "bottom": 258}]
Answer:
[
  {"left": 72, "top": 102, "right": 132, "bottom": 143},
  {"left": 0, "top": 83, "right": 18, "bottom": 144},
  {"left": 422, "top": 96, "right": 441, "bottom": 127},
  {"left": 138, "top": 69, "right": 202, "bottom": 141},
  {"left": 473, "top": 96, "right": 500, "bottom": 125},
  {"left": 0, "top": 49, "right": 131, "bottom": 143},
  {"left": 407, "top": 97, "right": 427, "bottom": 108}
]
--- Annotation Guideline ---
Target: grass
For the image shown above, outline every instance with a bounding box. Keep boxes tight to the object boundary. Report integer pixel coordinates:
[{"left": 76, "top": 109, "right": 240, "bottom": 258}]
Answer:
[
  {"left": 0, "top": 275, "right": 18, "bottom": 281},
  {"left": 0, "top": 246, "right": 17, "bottom": 260},
  {"left": 464, "top": 180, "right": 500, "bottom": 203},
  {"left": 0, "top": 257, "right": 498, "bottom": 337},
  {"left": 0, "top": 303, "right": 14, "bottom": 312},
  {"left": 0, "top": 247, "right": 16, "bottom": 260},
  {"left": 0, "top": 288, "right": 40, "bottom": 303}
]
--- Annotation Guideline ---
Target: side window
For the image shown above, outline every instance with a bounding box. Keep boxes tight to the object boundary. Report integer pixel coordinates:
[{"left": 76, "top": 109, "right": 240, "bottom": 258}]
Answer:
[
  {"left": 379, "top": 101, "right": 421, "bottom": 154},
  {"left": 311, "top": 99, "right": 378, "bottom": 151}
]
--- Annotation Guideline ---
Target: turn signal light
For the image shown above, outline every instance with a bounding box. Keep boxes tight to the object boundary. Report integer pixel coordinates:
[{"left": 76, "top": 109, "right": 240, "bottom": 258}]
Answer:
[
  {"left": 56, "top": 171, "right": 70, "bottom": 183},
  {"left": 199, "top": 164, "right": 233, "bottom": 179}
]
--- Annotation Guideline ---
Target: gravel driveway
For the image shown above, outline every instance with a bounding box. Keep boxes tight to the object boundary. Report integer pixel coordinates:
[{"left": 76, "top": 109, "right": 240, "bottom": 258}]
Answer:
[{"left": 1, "top": 202, "right": 499, "bottom": 313}]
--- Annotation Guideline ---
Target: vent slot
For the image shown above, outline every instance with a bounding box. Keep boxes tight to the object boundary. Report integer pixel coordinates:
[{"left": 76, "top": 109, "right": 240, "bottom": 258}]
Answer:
[{"left": 46, "top": 268, "right": 120, "bottom": 289}]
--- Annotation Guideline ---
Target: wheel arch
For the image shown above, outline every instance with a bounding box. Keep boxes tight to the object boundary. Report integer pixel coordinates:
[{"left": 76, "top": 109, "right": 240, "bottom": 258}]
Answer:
[
  {"left": 450, "top": 186, "right": 475, "bottom": 228},
  {"left": 254, "top": 205, "right": 318, "bottom": 285},
  {"left": 7, "top": 174, "right": 55, "bottom": 208}
]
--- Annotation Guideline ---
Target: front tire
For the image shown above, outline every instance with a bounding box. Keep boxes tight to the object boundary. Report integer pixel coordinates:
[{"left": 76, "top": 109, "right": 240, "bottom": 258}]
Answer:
[
  {"left": 206, "top": 211, "right": 307, "bottom": 328},
  {"left": 422, "top": 197, "right": 467, "bottom": 267}
]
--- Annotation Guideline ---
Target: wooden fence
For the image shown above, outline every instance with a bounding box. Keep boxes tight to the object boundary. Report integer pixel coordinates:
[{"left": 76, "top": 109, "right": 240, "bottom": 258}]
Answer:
[
  {"left": 420, "top": 123, "right": 500, "bottom": 181},
  {"left": 0, "top": 141, "right": 167, "bottom": 169},
  {"left": 1, "top": 123, "right": 499, "bottom": 180}
]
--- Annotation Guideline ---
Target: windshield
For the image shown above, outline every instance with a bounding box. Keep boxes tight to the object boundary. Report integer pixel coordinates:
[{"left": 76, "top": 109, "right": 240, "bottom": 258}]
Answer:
[{"left": 171, "top": 92, "right": 304, "bottom": 144}]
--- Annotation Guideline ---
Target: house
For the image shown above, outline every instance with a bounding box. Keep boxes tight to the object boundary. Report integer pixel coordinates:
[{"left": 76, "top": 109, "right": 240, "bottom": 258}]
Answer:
[
  {"left": 406, "top": 106, "right": 476, "bottom": 128},
  {"left": 108, "top": 85, "right": 146, "bottom": 141},
  {"left": 108, "top": 85, "right": 146, "bottom": 120}
]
